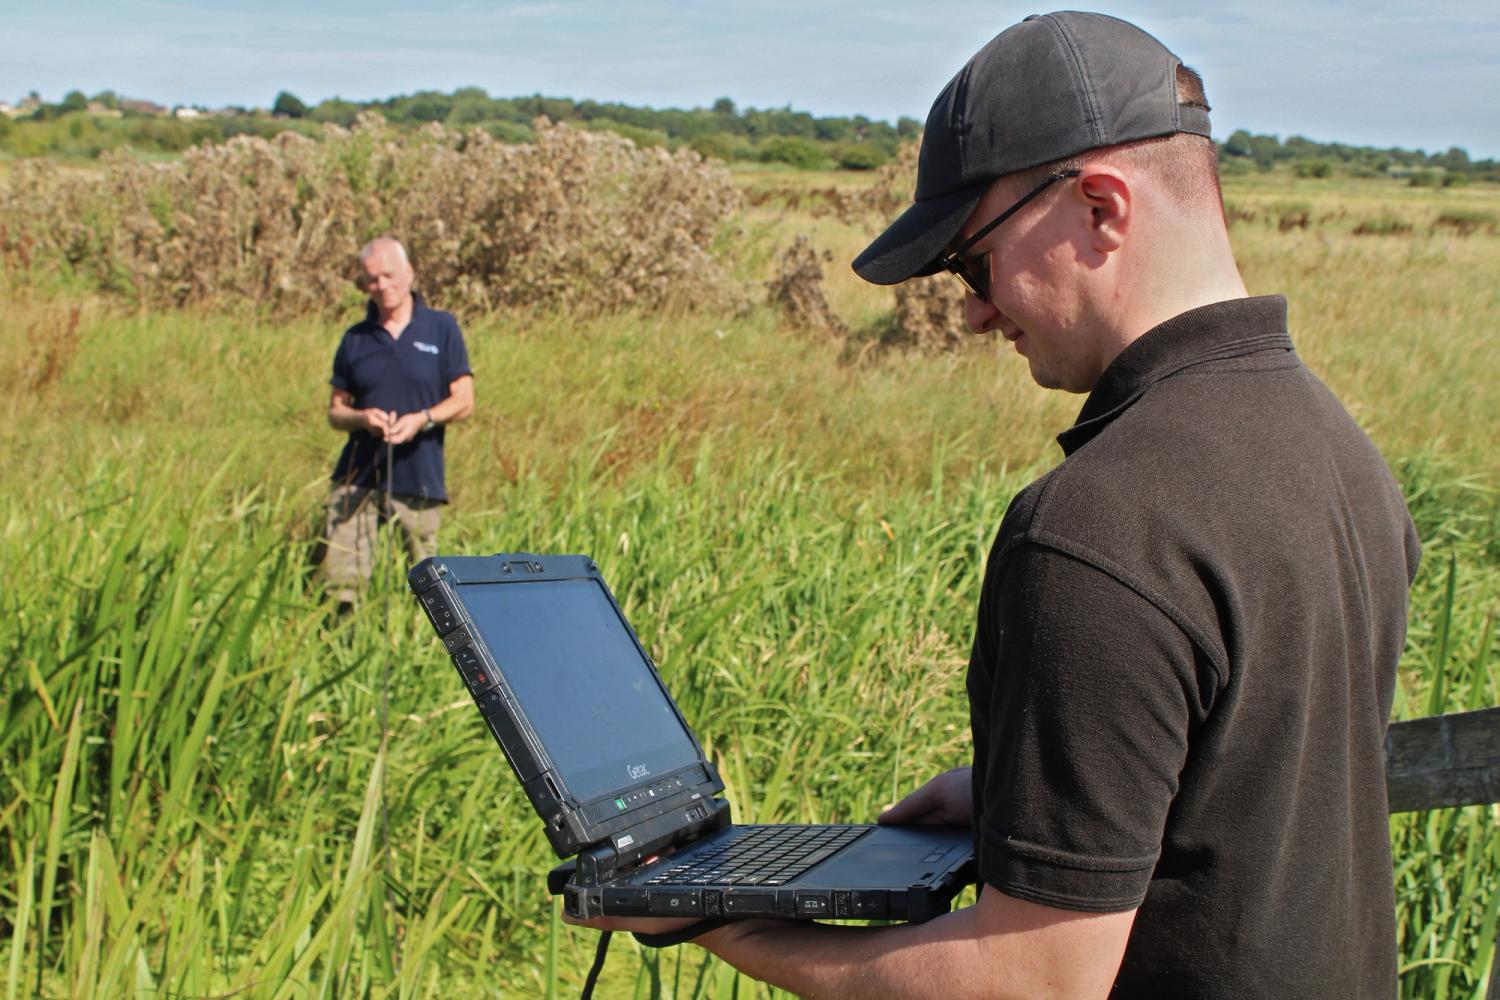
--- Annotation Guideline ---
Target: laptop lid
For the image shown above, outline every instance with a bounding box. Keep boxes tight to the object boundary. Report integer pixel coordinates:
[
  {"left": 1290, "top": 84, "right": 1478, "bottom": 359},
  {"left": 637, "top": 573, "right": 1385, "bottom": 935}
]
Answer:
[{"left": 409, "top": 554, "right": 727, "bottom": 866}]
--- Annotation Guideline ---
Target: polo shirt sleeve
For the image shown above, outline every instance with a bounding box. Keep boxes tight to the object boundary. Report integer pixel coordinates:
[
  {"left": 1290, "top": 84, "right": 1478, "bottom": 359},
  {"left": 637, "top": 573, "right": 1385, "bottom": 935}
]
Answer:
[
  {"left": 442, "top": 317, "right": 472, "bottom": 385},
  {"left": 330, "top": 334, "right": 353, "bottom": 393},
  {"left": 969, "top": 541, "right": 1215, "bottom": 913}
]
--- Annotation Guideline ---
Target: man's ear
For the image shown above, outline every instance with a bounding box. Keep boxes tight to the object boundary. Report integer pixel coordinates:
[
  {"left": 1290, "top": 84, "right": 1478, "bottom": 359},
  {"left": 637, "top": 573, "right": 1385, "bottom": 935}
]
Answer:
[{"left": 1075, "top": 168, "right": 1130, "bottom": 254}]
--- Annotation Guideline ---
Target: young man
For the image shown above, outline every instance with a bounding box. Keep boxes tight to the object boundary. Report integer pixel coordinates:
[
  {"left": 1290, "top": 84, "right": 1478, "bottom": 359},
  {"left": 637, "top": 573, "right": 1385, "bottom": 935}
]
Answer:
[
  {"left": 319, "top": 237, "right": 475, "bottom": 605},
  {"left": 569, "top": 13, "right": 1419, "bottom": 997}
]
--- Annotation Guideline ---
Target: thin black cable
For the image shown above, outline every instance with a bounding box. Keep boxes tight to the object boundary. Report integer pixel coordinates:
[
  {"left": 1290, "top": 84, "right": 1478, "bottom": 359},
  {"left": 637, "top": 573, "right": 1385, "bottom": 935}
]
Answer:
[
  {"left": 580, "top": 930, "right": 612, "bottom": 1000},
  {"left": 379, "top": 436, "right": 394, "bottom": 950}
]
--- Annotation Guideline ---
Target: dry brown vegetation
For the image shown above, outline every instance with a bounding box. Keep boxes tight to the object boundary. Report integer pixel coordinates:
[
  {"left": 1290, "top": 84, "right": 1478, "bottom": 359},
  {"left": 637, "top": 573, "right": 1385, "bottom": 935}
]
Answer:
[
  {"left": 0, "top": 114, "right": 741, "bottom": 316},
  {"left": 765, "top": 235, "right": 849, "bottom": 338}
]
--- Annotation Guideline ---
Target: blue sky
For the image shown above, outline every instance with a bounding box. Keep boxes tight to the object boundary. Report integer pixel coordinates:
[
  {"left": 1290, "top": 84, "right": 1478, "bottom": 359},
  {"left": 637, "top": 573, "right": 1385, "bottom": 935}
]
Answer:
[{"left": 6, "top": 1, "right": 1498, "bottom": 159}]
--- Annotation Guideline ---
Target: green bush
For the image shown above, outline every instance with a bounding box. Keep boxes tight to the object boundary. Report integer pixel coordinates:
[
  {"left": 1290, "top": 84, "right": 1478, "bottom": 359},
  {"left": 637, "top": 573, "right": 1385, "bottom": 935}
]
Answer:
[
  {"left": 1294, "top": 159, "right": 1333, "bottom": 179},
  {"left": 836, "top": 142, "right": 889, "bottom": 170},
  {"left": 757, "top": 135, "right": 828, "bottom": 170},
  {"left": 689, "top": 132, "right": 735, "bottom": 162}
]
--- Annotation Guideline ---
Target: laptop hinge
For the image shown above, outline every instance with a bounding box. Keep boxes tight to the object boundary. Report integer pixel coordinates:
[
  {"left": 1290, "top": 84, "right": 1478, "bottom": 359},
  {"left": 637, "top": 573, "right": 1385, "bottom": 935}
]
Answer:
[{"left": 571, "top": 799, "right": 733, "bottom": 887}]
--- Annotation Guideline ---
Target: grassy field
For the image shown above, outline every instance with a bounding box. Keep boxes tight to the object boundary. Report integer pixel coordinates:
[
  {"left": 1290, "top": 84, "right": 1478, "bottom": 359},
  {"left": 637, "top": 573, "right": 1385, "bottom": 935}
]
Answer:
[{"left": 2, "top": 166, "right": 1498, "bottom": 997}]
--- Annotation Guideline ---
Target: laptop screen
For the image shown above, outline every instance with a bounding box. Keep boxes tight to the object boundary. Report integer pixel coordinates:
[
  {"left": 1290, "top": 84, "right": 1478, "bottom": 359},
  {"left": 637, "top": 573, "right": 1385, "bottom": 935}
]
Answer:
[{"left": 457, "top": 578, "right": 703, "bottom": 803}]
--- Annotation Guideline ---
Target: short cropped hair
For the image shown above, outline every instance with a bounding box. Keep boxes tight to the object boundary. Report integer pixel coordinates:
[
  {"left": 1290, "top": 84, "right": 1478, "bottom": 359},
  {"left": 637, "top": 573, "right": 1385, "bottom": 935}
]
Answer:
[{"left": 358, "top": 236, "right": 410, "bottom": 266}]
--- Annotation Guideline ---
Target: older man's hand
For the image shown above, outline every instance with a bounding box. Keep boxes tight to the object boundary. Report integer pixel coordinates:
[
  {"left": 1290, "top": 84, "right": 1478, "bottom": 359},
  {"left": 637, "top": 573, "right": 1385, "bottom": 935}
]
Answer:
[{"left": 385, "top": 411, "right": 430, "bottom": 445}]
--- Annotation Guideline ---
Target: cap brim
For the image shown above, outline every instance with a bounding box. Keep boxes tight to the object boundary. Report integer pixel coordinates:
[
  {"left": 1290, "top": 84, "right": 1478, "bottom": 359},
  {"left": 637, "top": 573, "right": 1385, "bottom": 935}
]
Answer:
[{"left": 851, "top": 181, "right": 989, "bottom": 285}]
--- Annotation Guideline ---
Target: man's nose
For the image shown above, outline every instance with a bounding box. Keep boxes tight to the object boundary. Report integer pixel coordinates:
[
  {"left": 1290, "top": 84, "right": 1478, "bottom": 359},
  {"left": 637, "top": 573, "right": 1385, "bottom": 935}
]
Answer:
[{"left": 964, "top": 290, "right": 998, "bottom": 334}]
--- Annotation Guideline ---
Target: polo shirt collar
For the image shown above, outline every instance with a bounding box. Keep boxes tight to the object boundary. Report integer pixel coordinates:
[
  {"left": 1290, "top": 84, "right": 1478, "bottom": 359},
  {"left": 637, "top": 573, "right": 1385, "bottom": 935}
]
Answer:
[
  {"left": 1057, "top": 295, "right": 1293, "bottom": 457},
  {"left": 363, "top": 292, "right": 427, "bottom": 327}
]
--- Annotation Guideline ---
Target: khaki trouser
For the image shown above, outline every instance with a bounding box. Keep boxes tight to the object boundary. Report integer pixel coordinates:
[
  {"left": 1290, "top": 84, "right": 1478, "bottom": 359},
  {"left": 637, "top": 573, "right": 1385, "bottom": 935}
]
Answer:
[{"left": 319, "top": 484, "right": 442, "bottom": 603}]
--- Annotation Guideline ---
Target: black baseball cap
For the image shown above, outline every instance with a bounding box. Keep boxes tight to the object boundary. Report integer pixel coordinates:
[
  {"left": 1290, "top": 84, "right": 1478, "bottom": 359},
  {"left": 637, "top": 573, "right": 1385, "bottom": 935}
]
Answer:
[{"left": 853, "top": 11, "right": 1211, "bottom": 285}]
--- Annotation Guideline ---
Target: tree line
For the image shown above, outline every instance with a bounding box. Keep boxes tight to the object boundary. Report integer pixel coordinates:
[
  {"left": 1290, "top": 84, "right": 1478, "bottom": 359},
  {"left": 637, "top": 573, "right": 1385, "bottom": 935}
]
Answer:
[{"left": 2, "top": 86, "right": 1495, "bottom": 182}]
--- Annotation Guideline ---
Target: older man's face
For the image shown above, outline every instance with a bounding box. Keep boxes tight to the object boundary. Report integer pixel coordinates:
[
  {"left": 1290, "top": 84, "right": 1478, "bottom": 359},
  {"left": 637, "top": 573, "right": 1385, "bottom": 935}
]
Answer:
[{"left": 360, "top": 243, "right": 413, "bottom": 315}]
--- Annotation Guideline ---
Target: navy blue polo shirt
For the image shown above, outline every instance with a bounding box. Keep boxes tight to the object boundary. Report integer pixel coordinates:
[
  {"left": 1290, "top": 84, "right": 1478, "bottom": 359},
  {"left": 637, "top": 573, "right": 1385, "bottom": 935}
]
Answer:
[{"left": 329, "top": 294, "right": 472, "bottom": 502}]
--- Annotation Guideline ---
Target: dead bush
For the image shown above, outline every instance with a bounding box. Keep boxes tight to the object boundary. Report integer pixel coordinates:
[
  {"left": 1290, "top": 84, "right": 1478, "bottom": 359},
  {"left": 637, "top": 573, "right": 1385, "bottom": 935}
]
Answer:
[
  {"left": 766, "top": 235, "right": 848, "bottom": 338},
  {"left": 892, "top": 275, "right": 981, "bottom": 352},
  {"left": 0, "top": 116, "right": 741, "bottom": 317}
]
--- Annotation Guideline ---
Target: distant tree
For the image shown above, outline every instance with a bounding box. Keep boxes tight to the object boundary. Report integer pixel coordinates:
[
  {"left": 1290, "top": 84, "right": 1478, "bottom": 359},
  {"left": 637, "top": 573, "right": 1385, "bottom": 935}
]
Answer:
[
  {"left": 273, "top": 91, "right": 308, "bottom": 118},
  {"left": 60, "top": 90, "right": 89, "bottom": 114},
  {"left": 1437, "top": 146, "right": 1470, "bottom": 172},
  {"left": 1247, "top": 133, "right": 1283, "bottom": 170},
  {"left": 403, "top": 95, "right": 449, "bottom": 123},
  {"left": 311, "top": 98, "right": 359, "bottom": 127},
  {"left": 712, "top": 96, "right": 736, "bottom": 116},
  {"left": 90, "top": 89, "right": 119, "bottom": 110},
  {"left": 1223, "top": 129, "right": 1254, "bottom": 158}
]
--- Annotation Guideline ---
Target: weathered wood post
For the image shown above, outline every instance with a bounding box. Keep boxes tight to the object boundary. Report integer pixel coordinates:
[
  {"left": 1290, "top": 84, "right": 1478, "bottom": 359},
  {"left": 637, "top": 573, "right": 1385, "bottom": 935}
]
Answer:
[{"left": 1385, "top": 706, "right": 1500, "bottom": 1000}]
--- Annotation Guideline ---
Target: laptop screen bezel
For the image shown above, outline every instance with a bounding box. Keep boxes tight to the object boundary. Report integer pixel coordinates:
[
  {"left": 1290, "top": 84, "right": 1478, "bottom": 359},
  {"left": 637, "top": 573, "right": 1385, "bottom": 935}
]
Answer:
[{"left": 421, "top": 554, "right": 725, "bottom": 857}]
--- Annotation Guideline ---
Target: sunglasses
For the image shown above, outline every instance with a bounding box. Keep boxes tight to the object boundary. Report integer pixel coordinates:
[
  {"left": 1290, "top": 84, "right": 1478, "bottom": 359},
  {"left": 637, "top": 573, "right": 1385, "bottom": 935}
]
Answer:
[{"left": 937, "top": 170, "right": 1081, "bottom": 301}]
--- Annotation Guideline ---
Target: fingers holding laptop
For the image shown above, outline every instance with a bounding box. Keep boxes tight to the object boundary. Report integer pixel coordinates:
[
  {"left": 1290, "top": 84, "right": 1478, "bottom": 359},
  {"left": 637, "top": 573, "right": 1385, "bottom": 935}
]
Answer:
[{"left": 877, "top": 766, "right": 973, "bottom": 827}]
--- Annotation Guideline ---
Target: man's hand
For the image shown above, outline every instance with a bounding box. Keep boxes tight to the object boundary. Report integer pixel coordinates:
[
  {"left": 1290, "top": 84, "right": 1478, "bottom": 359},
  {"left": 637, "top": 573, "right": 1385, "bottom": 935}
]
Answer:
[
  {"left": 878, "top": 767, "right": 973, "bottom": 827},
  {"left": 358, "top": 408, "right": 396, "bottom": 437},
  {"left": 386, "top": 411, "right": 430, "bottom": 445}
]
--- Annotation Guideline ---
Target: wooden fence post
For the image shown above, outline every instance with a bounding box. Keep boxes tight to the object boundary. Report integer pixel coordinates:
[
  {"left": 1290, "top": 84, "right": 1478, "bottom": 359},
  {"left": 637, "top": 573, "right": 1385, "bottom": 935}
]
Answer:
[{"left": 1385, "top": 706, "right": 1500, "bottom": 999}]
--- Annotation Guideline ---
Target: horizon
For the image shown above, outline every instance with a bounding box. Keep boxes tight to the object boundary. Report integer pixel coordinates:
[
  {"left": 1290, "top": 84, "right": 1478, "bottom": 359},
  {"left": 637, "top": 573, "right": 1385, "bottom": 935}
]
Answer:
[
  {"left": 5, "top": 84, "right": 1495, "bottom": 164},
  {"left": 5, "top": 2, "right": 1498, "bottom": 160}
]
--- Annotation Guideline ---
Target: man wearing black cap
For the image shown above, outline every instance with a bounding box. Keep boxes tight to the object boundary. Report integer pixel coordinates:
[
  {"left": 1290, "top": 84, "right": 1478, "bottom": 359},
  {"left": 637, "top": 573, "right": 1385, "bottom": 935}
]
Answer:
[{"left": 570, "top": 12, "right": 1419, "bottom": 996}]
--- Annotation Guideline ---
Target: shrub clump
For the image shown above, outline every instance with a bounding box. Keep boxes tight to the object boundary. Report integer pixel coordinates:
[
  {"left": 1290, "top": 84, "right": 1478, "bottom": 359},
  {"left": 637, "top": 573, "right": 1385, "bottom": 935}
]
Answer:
[
  {"left": 0, "top": 115, "right": 741, "bottom": 317},
  {"left": 891, "top": 276, "right": 977, "bottom": 352},
  {"left": 1432, "top": 210, "right": 1496, "bottom": 237},
  {"left": 1352, "top": 213, "right": 1414, "bottom": 237},
  {"left": 766, "top": 235, "right": 849, "bottom": 338}
]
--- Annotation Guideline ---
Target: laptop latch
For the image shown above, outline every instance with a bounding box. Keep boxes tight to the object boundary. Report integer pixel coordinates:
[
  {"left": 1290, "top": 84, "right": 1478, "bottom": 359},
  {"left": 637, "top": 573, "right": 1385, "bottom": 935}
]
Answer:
[{"left": 574, "top": 844, "right": 619, "bottom": 887}]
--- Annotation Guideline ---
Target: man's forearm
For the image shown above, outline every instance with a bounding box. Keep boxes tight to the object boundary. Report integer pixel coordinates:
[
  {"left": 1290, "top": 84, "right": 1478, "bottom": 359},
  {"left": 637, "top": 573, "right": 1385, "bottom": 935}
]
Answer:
[
  {"left": 426, "top": 393, "right": 471, "bottom": 425},
  {"left": 696, "top": 908, "right": 998, "bottom": 999},
  {"left": 328, "top": 400, "right": 367, "bottom": 432},
  {"left": 691, "top": 893, "right": 1130, "bottom": 1000},
  {"left": 428, "top": 376, "right": 475, "bottom": 425}
]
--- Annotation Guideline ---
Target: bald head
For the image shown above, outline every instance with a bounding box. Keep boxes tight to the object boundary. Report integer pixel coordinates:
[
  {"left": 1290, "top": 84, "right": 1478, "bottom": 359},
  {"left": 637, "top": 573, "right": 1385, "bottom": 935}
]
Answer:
[{"left": 359, "top": 236, "right": 409, "bottom": 268}]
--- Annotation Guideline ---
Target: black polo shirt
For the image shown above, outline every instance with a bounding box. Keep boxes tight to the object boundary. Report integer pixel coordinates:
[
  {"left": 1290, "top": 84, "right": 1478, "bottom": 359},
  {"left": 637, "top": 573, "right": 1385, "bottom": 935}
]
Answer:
[
  {"left": 329, "top": 295, "right": 471, "bottom": 501},
  {"left": 967, "top": 296, "right": 1419, "bottom": 997}
]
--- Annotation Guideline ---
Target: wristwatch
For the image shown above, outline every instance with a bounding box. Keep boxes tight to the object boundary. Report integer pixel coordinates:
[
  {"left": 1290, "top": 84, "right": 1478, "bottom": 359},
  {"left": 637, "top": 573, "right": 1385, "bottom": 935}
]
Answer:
[{"left": 422, "top": 409, "right": 436, "bottom": 433}]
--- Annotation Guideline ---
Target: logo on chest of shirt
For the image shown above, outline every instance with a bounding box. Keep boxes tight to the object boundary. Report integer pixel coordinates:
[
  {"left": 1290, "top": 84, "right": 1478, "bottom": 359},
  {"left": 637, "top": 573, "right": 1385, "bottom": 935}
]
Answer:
[{"left": 413, "top": 341, "right": 440, "bottom": 355}]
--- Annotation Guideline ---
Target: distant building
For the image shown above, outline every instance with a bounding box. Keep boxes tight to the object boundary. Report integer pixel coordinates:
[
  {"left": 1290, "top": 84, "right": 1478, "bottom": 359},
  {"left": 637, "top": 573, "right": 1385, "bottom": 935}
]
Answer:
[
  {"left": 174, "top": 106, "right": 202, "bottom": 119},
  {"left": 87, "top": 101, "right": 123, "bottom": 118},
  {"left": 0, "top": 101, "right": 18, "bottom": 118}
]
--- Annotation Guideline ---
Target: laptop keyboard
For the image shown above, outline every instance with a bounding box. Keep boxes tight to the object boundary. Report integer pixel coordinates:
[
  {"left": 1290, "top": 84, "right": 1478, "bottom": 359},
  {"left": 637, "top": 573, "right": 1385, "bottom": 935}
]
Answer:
[{"left": 642, "top": 824, "right": 869, "bottom": 887}]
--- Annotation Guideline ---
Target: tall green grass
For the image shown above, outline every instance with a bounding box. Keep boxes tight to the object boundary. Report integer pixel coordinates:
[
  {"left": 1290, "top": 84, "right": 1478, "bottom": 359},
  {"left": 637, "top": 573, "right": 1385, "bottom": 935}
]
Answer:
[{"left": 2, "top": 439, "right": 1495, "bottom": 997}]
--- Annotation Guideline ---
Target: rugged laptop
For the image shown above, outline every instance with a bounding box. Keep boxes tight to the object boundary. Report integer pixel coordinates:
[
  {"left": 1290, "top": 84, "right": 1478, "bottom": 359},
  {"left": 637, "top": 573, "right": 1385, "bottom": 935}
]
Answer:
[{"left": 408, "top": 553, "right": 974, "bottom": 923}]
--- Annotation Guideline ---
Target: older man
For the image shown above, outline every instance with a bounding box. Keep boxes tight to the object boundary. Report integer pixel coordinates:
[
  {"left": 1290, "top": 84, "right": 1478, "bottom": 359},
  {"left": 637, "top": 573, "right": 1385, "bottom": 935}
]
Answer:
[
  {"left": 320, "top": 237, "right": 474, "bottom": 606},
  {"left": 569, "top": 12, "right": 1419, "bottom": 998}
]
